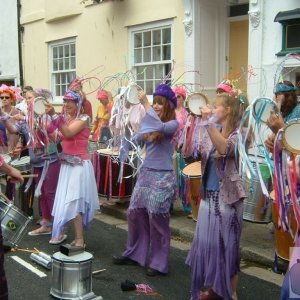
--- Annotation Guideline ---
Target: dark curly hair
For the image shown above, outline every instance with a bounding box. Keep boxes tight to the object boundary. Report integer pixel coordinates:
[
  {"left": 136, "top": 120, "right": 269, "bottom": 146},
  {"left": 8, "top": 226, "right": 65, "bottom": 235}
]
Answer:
[{"left": 276, "top": 81, "right": 297, "bottom": 118}]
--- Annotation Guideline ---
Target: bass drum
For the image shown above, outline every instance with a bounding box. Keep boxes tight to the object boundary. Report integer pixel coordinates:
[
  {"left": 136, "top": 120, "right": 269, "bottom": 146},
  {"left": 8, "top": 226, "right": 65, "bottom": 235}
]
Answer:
[
  {"left": 95, "top": 149, "right": 136, "bottom": 199},
  {"left": 270, "top": 190, "right": 297, "bottom": 261}
]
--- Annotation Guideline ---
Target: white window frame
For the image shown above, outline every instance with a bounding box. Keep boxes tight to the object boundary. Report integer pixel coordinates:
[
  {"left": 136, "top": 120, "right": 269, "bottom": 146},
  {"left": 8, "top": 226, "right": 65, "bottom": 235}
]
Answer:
[
  {"left": 128, "top": 19, "right": 174, "bottom": 100},
  {"left": 48, "top": 38, "right": 76, "bottom": 104}
]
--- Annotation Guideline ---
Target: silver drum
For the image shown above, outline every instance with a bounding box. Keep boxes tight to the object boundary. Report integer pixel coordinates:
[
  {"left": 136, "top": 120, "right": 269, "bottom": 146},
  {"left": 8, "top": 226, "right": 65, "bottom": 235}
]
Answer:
[
  {"left": 51, "top": 251, "right": 94, "bottom": 299},
  {"left": 242, "top": 156, "right": 272, "bottom": 223}
]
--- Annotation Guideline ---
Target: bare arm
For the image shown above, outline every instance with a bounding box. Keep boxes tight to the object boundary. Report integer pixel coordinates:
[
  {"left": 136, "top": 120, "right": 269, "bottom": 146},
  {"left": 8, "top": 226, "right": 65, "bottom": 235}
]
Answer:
[
  {"left": 205, "top": 124, "right": 228, "bottom": 155},
  {"left": 59, "top": 118, "right": 88, "bottom": 138},
  {"left": 138, "top": 91, "right": 151, "bottom": 111}
]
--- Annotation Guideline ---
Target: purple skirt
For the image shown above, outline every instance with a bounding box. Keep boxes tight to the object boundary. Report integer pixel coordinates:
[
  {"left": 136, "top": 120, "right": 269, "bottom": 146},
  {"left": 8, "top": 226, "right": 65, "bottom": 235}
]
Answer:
[
  {"left": 186, "top": 191, "right": 243, "bottom": 300},
  {"left": 129, "top": 167, "right": 177, "bottom": 214}
]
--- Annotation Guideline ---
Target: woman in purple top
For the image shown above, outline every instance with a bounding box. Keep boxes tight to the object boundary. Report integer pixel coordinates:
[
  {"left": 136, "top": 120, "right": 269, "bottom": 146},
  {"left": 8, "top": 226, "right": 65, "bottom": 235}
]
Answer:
[
  {"left": 113, "top": 84, "right": 179, "bottom": 276},
  {"left": 186, "top": 92, "right": 248, "bottom": 300}
]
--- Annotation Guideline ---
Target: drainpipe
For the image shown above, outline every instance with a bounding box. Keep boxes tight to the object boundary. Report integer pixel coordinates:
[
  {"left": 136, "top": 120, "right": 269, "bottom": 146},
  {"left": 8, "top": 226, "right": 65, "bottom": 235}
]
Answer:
[{"left": 17, "top": 0, "right": 24, "bottom": 87}]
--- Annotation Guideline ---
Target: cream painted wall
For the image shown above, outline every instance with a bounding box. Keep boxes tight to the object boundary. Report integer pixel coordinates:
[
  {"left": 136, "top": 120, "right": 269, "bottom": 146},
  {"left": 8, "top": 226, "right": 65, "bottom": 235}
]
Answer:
[
  {"left": 20, "top": 0, "right": 186, "bottom": 113},
  {"left": 247, "top": 0, "right": 300, "bottom": 102}
]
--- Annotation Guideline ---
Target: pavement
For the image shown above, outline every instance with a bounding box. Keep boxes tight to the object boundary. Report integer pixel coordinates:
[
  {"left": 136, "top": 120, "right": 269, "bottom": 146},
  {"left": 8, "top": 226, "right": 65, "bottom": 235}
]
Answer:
[{"left": 99, "top": 197, "right": 289, "bottom": 272}]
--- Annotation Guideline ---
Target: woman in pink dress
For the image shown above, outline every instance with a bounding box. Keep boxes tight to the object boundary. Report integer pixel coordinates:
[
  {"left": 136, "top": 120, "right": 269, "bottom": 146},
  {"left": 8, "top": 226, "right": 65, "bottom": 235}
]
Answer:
[{"left": 46, "top": 90, "right": 100, "bottom": 248}]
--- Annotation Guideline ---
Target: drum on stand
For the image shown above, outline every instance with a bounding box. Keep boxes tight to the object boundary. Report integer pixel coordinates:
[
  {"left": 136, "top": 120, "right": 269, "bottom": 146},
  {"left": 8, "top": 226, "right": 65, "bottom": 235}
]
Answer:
[
  {"left": 10, "top": 156, "right": 35, "bottom": 216},
  {"left": 96, "top": 149, "right": 136, "bottom": 200},
  {"left": 0, "top": 196, "right": 32, "bottom": 247},
  {"left": 270, "top": 190, "right": 297, "bottom": 261},
  {"left": 51, "top": 251, "right": 101, "bottom": 300},
  {"left": 242, "top": 155, "right": 273, "bottom": 223},
  {"left": 182, "top": 161, "right": 202, "bottom": 221}
]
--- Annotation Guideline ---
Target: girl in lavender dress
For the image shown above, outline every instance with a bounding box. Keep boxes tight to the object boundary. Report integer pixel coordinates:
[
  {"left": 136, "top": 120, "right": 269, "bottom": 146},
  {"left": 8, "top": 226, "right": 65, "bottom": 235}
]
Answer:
[
  {"left": 113, "top": 84, "right": 178, "bottom": 276},
  {"left": 186, "top": 92, "right": 248, "bottom": 300}
]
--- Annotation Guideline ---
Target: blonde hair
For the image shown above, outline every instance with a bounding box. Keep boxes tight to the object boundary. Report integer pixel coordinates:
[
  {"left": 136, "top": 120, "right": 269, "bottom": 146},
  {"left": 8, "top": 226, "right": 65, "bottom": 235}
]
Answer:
[{"left": 215, "top": 92, "right": 248, "bottom": 137}]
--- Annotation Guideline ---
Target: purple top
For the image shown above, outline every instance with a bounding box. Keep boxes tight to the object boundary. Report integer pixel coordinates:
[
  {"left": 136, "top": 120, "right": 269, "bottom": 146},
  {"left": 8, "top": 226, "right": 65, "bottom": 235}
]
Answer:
[{"left": 136, "top": 108, "right": 178, "bottom": 171}]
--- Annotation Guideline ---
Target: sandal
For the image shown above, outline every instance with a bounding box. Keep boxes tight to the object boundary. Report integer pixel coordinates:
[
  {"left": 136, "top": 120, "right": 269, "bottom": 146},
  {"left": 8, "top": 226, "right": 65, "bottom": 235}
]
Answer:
[
  {"left": 49, "top": 234, "right": 68, "bottom": 245},
  {"left": 200, "top": 289, "right": 222, "bottom": 300},
  {"left": 28, "top": 226, "right": 52, "bottom": 236}
]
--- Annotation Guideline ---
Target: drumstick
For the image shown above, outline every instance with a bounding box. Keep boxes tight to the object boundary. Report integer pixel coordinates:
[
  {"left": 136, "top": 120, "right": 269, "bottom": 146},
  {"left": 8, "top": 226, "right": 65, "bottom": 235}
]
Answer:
[
  {"left": 21, "top": 174, "right": 38, "bottom": 178},
  {"left": 92, "top": 269, "right": 106, "bottom": 275}
]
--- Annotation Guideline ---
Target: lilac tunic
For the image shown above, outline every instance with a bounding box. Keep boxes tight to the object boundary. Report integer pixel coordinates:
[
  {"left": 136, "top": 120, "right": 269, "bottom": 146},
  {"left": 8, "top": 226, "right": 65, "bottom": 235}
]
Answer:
[{"left": 186, "top": 129, "right": 244, "bottom": 300}]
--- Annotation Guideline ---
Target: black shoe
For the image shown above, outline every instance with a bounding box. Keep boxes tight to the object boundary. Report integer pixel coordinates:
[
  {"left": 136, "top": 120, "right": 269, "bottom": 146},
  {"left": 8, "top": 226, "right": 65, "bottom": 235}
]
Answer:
[
  {"left": 112, "top": 256, "right": 138, "bottom": 265},
  {"left": 146, "top": 267, "right": 165, "bottom": 276}
]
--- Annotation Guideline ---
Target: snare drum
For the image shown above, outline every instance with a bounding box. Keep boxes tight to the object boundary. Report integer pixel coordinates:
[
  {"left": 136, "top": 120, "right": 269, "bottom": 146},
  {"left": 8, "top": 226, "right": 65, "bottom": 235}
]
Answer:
[
  {"left": 10, "top": 156, "right": 31, "bottom": 173},
  {"left": 242, "top": 155, "right": 272, "bottom": 223},
  {"left": 182, "top": 161, "right": 202, "bottom": 221},
  {"left": 185, "top": 93, "right": 209, "bottom": 116},
  {"left": 0, "top": 198, "right": 32, "bottom": 247},
  {"left": 51, "top": 251, "right": 95, "bottom": 299},
  {"left": 96, "top": 149, "right": 136, "bottom": 199},
  {"left": 270, "top": 190, "right": 297, "bottom": 261}
]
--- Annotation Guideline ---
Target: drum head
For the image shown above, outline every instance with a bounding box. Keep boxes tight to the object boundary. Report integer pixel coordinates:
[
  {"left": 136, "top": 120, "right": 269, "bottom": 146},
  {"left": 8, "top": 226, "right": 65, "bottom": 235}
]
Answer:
[
  {"left": 282, "top": 120, "right": 300, "bottom": 154},
  {"left": 185, "top": 93, "right": 208, "bottom": 115},
  {"left": 52, "top": 251, "right": 93, "bottom": 262},
  {"left": 11, "top": 156, "right": 30, "bottom": 168},
  {"left": 253, "top": 97, "right": 279, "bottom": 123},
  {"left": 182, "top": 161, "right": 201, "bottom": 177},
  {"left": 97, "top": 148, "right": 119, "bottom": 156},
  {"left": 126, "top": 83, "right": 141, "bottom": 105},
  {"left": 34, "top": 97, "right": 46, "bottom": 115}
]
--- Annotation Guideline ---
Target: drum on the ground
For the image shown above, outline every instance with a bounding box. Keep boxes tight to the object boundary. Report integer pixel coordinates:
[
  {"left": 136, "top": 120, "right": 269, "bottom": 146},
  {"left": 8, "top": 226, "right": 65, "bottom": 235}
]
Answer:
[
  {"left": 242, "top": 155, "right": 273, "bottom": 223},
  {"left": 182, "top": 161, "right": 202, "bottom": 221},
  {"left": 51, "top": 251, "right": 96, "bottom": 299},
  {"left": 0, "top": 197, "right": 32, "bottom": 247},
  {"left": 270, "top": 190, "right": 297, "bottom": 261},
  {"left": 95, "top": 149, "right": 136, "bottom": 199}
]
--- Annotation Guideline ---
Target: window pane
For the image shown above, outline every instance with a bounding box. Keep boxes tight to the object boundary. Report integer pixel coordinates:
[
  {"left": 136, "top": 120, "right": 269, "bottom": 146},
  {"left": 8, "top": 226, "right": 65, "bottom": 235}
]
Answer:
[
  {"left": 70, "top": 57, "right": 76, "bottom": 69},
  {"left": 153, "top": 30, "right": 161, "bottom": 46},
  {"left": 134, "top": 49, "right": 142, "bottom": 64},
  {"left": 163, "top": 28, "right": 171, "bottom": 44},
  {"left": 70, "top": 44, "right": 75, "bottom": 56},
  {"left": 145, "top": 81, "right": 153, "bottom": 95},
  {"left": 64, "top": 45, "right": 70, "bottom": 57},
  {"left": 154, "top": 64, "right": 164, "bottom": 80},
  {"left": 136, "top": 66, "right": 145, "bottom": 80},
  {"left": 145, "top": 66, "right": 153, "bottom": 80},
  {"left": 134, "top": 33, "right": 142, "bottom": 48},
  {"left": 65, "top": 58, "right": 70, "bottom": 70},
  {"left": 53, "top": 47, "right": 58, "bottom": 59},
  {"left": 58, "top": 46, "right": 64, "bottom": 58},
  {"left": 162, "top": 45, "right": 171, "bottom": 60},
  {"left": 143, "top": 31, "right": 151, "bottom": 47},
  {"left": 153, "top": 46, "right": 161, "bottom": 61},
  {"left": 143, "top": 48, "right": 151, "bottom": 62},
  {"left": 286, "top": 24, "right": 300, "bottom": 49},
  {"left": 53, "top": 59, "right": 58, "bottom": 71}
]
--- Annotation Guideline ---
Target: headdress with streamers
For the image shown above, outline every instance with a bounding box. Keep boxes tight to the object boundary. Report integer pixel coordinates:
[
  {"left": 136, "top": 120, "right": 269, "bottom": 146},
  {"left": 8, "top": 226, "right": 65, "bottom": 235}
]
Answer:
[
  {"left": 63, "top": 90, "right": 83, "bottom": 117},
  {"left": 0, "top": 84, "right": 16, "bottom": 101}
]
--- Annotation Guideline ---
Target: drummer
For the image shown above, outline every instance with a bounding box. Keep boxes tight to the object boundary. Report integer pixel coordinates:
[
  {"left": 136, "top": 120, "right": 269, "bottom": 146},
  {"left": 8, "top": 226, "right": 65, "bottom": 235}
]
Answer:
[
  {"left": 1, "top": 88, "right": 61, "bottom": 237},
  {"left": 89, "top": 89, "right": 113, "bottom": 146},
  {"left": 265, "top": 81, "right": 300, "bottom": 151},
  {"left": 0, "top": 155, "right": 24, "bottom": 299}
]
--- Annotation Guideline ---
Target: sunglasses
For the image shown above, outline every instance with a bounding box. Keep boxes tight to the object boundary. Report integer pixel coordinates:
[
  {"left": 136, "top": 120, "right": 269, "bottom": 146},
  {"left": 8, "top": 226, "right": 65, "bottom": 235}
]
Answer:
[{"left": 0, "top": 96, "right": 10, "bottom": 100}]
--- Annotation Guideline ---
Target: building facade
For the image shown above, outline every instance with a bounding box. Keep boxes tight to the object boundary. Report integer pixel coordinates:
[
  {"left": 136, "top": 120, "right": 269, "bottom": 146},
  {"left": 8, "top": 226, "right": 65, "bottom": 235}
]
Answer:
[{"left": 19, "top": 0, "right": 300, "bottom": 112}]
